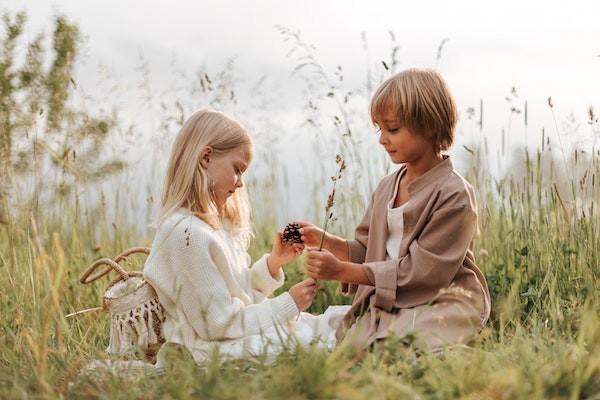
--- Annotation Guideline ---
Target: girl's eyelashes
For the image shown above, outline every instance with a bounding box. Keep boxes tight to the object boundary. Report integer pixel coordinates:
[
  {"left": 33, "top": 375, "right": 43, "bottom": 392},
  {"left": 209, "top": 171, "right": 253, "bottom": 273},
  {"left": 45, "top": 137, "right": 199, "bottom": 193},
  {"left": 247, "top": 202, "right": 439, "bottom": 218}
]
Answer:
[{"left": 235, "top": 164, "right": 246, "bottom": 176}]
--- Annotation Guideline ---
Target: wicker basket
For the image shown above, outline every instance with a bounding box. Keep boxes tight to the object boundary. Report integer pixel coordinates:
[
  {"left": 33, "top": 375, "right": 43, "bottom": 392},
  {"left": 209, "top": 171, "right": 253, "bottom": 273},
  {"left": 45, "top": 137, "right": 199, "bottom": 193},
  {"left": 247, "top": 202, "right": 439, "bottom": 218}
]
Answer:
[{"left": 80, "top": 247, "right": 165, "bottom": 363}]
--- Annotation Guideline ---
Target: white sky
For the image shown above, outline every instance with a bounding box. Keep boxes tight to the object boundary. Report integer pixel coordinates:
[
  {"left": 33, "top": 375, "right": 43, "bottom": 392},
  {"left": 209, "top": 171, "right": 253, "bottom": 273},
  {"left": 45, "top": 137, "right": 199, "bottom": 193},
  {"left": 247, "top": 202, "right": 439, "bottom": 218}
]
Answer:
[
  {"left": 3, "top": 0, "right": 600, "bottom": 222},
  {"left": 8, "top": 0, "right": 600, "bottom": 137}
]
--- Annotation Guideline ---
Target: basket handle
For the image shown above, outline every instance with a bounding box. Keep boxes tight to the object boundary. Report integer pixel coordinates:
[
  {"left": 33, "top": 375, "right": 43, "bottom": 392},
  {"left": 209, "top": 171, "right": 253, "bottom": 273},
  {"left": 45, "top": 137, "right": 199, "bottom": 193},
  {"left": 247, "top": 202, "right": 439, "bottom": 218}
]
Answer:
[
  {"left": 80, "top": 246, "right": 151, "bottom": 284},
  {"left": 114, "top": 246, "right": 150, "bottom": 263}
]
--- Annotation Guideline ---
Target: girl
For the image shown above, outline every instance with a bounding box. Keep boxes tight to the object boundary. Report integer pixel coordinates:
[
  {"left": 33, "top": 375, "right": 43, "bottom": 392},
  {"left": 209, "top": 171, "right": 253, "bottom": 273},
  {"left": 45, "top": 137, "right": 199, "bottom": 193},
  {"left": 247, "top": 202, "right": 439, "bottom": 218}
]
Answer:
[
  {"left": 300, "top": 69, "right": 491, "bottom": 351},
  {"left": 144, "top": 109, "right": 346, "bottom": 365}
]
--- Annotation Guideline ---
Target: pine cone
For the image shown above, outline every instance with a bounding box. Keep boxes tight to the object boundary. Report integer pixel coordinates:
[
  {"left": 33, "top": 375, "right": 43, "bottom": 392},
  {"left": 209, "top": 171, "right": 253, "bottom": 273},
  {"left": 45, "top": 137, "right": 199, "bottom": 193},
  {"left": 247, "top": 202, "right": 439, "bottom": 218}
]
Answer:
[{"left": 282, "top": 222, "right": 303, "bottom": 244}]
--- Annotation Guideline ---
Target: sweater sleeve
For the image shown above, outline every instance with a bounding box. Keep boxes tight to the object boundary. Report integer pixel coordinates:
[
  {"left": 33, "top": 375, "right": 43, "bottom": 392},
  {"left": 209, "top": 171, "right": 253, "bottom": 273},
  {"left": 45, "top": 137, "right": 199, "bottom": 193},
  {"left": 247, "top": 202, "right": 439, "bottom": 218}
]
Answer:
[
  {"left": 174, "top": 229, "right": 298, "bottom": 340},
  {"left": 249, "top": 253, "right": 285, "bottom": 297},
  {"left": 362, "top": 205, "right": 477, "bottom": 311}
]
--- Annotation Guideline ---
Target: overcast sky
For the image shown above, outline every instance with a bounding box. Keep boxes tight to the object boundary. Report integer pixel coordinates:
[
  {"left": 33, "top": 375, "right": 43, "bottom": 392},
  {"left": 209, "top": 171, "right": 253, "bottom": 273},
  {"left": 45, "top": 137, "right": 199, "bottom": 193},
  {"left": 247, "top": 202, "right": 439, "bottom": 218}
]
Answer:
[
  {"left": 9, "top": 0, "right": 600, "bottom": 118},
  {"left": 4, "top": 0, "right": 600, "bottom": 221},
  {"left": 7, "top": 0, "right": 600, "bottom": 142}
]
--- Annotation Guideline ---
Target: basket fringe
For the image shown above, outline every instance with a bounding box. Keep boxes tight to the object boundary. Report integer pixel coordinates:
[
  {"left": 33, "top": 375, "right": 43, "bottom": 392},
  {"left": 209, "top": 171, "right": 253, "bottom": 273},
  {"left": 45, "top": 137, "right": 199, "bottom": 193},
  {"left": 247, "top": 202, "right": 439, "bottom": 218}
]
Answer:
[{"left": 107, "top": 298, "right": 164, "bottom": 355}]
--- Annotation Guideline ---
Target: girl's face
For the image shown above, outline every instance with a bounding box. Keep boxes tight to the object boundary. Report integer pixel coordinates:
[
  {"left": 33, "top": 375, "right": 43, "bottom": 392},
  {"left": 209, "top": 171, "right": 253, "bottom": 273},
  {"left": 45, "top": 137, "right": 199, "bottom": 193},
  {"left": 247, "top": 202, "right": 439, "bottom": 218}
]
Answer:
[
  {"left": 375, "top": 114, "right": 434, "bottom": 164},
  {"left": 201, "top": 147, "right": 251, "bottom": 208}
]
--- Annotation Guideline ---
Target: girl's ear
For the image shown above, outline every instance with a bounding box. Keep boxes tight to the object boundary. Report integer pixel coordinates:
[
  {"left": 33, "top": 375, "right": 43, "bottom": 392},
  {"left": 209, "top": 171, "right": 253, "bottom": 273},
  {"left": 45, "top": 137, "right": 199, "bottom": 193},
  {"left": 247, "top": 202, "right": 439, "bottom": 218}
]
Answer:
[{"left": 199, "top": 146, "right": 213, "bottom": 169}]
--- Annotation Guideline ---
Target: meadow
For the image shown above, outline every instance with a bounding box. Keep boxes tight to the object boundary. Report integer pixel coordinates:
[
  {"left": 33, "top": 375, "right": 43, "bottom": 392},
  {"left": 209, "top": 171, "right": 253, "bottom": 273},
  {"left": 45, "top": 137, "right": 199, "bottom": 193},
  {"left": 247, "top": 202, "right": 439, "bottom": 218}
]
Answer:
[{"left": 1, "top": 12, "right": 599, "bottom": 400}]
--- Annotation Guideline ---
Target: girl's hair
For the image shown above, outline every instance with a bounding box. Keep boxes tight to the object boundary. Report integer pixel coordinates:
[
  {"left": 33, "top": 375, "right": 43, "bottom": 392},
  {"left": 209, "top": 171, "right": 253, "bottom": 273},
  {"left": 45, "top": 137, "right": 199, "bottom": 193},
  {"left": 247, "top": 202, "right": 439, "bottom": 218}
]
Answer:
[
  {"left": 158, "top": 109, "right": 253, "bottom": 238},
  {"left": 370, "top": 68, "right": 458, "bottom": 154}
]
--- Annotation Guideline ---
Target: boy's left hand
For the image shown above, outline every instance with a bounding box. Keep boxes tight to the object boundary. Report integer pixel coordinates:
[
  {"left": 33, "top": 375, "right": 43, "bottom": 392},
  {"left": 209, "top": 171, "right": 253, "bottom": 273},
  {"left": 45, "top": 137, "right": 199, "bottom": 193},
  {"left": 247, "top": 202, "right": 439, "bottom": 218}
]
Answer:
[
  {"left": 268, "top": 231, "right": 304, "bottom": 270},
  {"left": 306, "top": 248, "right": 344, "bottom": 281}
]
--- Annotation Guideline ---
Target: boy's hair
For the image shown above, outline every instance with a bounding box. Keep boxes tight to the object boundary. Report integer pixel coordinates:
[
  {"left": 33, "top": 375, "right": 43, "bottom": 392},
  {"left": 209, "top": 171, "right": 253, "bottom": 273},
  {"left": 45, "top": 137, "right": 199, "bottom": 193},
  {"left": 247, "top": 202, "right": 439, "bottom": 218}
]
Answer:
[
  {"left": 370, "top": 68, "right": 458, "bottom": 154},
  {"left": 158, "top": 109, "right": 253, "bottom": 242}
]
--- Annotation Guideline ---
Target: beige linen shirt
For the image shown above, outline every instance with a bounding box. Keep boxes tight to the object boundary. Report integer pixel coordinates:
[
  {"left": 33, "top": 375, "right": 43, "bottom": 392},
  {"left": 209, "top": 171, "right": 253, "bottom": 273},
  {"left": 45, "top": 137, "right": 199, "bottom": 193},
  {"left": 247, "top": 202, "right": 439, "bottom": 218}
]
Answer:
[{"left": 337, "top": 155, "right": 491, "bottom": 347}]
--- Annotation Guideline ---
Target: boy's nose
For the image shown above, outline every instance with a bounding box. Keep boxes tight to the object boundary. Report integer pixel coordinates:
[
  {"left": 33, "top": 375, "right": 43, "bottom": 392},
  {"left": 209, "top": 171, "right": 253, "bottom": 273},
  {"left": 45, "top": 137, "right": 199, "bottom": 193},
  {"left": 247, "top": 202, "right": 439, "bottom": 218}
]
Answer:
[
  {"left": 236, "top": 177, "right": 244, "bottom": 188},
  {"left": 378, "top": 131, "right": 387, "bottom": 145}
]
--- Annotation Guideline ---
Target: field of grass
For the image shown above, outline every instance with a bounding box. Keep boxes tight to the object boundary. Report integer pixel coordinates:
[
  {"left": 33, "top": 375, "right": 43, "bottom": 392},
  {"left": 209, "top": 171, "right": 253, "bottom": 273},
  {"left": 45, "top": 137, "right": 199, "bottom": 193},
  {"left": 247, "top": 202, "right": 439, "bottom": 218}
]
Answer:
[
  {"left": 0, "top": 141, "right": 599, "bottom": 399},
  {"left": 1, "top": 11, "right": 599, "bottom": 398}
]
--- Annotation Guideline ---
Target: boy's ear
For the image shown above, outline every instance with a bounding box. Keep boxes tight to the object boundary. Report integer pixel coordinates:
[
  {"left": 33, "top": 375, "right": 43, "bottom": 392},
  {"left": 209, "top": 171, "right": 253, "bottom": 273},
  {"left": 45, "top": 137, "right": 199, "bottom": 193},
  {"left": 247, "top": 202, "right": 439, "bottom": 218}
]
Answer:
[{"left": 199, "top": 146, "right": 213, "bottom": 168}]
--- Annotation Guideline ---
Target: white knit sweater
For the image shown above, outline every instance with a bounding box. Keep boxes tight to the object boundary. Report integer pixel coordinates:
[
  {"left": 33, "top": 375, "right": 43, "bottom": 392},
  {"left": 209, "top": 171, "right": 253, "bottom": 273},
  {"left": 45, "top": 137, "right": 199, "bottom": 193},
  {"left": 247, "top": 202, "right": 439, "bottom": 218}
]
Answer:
[{"left": 143, "top": 209, "right": 299, "bottom": 351}]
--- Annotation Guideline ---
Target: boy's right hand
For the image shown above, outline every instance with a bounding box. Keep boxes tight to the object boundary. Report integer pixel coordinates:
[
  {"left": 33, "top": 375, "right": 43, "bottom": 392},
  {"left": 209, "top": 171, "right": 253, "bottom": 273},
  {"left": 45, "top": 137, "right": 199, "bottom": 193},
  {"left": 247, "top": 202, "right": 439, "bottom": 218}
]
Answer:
[
  {"left": 288, "top": 278, "right": 317, "bottom": 312},
  {"left": 293, "top": 221, "right": 325, "bottom": 248}
]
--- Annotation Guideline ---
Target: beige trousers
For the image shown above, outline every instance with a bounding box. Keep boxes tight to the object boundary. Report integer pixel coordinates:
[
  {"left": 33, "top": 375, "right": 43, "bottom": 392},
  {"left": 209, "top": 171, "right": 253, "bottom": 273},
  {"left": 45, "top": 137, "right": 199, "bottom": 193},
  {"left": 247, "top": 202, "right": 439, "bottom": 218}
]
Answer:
[{"left": 344, "top": 286, "right": 489, "bottom": 350}]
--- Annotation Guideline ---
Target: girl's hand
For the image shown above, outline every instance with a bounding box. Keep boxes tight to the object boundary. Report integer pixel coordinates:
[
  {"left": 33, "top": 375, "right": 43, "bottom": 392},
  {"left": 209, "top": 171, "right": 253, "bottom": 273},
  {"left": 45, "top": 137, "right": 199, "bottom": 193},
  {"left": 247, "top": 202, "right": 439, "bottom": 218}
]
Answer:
[
  {"left": 268, "top": 231, "right": 304, "bottom": 271},
  {"left": 306, "top": 248, "right": 344, "bottom": 281},
  {"left": 288, "top": 278, "right": 317, "bottom": 311},
  {"left": 294, "top": 220, "right": 325, "bottom": 248}
]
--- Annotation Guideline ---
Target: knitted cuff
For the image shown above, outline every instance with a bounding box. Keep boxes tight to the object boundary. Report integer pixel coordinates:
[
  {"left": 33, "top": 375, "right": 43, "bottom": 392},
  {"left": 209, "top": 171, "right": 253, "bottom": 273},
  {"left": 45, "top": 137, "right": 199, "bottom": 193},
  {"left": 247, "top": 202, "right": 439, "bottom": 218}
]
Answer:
[
  {"left": 269, "top": 292, "right": 300, "bottom": 322},
  {"left": 250, "top": 254, "right": 285, "bottom": 296}
]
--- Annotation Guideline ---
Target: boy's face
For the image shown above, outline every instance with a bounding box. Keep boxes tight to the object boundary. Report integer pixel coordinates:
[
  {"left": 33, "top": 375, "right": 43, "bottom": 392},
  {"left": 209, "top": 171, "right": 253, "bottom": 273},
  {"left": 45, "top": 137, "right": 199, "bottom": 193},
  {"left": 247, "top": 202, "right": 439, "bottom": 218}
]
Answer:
[{"left": 375, "top": 115, "right": 434, "bottom": 164}]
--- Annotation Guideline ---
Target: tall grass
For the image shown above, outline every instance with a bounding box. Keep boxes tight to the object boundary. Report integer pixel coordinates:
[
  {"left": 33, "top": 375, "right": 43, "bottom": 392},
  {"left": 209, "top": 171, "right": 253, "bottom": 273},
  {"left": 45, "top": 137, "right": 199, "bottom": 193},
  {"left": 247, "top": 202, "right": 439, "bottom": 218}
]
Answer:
[
  {"left": 1, "top": 30, "right": 599, "bottom": 400},
  {"left": 2, "top": 119, "right": 598, "bottom": 400}
]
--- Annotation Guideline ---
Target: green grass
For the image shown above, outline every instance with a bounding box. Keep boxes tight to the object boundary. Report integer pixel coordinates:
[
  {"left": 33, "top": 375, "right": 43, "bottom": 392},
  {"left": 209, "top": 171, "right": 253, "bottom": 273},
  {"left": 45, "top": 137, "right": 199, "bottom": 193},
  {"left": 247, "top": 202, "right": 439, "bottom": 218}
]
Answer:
[
  {"left": 1, "top": 145, "right": 599, "bottom": 399},
  {"left": 1, "top": 10, "right": 598, "bottom": 398}
]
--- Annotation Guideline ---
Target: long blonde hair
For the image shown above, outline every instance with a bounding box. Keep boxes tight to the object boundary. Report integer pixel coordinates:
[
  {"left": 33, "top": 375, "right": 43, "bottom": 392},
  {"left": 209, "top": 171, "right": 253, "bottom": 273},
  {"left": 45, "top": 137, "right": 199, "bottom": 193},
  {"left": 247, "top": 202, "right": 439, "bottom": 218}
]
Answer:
[{"left": 158, "top": 109, "right": 253, "bottom": 237}]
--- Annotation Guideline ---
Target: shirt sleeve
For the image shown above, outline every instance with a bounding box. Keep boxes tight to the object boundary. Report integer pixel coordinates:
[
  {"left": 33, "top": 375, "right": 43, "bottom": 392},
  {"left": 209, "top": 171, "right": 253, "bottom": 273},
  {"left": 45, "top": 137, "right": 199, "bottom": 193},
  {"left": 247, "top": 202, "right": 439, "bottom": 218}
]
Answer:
[
  {"left": 175, "top": 232, "right": 298, "bottom": 340},
  {"left": 362, "top": 205, "right": 477, "bottom": 311},
  {"left": 341, "top": 192, "right": 375, "bottom": 295}
]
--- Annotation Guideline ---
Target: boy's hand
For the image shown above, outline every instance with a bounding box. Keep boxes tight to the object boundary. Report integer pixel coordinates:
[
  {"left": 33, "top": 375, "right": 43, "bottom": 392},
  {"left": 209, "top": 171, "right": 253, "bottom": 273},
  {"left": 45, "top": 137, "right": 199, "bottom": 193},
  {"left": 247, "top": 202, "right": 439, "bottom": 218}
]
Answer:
[
  {"left": 306, "top": 248, "right": 344, "bottom": 281},
  {"left": 289, "top": 278, "right": 317, "bottom": 311},
  {"left": 294, "top": 220, "right": 325, "bottom": 248},
  {"left": 268, "top": 231, "right": 304, "bottom": 272}
]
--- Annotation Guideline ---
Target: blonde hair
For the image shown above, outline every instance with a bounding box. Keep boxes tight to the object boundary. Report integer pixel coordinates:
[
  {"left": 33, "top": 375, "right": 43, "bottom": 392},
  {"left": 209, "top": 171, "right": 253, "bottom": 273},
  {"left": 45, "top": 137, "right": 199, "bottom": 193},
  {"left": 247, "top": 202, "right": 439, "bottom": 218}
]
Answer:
[
  {"left": 370, "top": 68, "right": 458, "bottom": 154},
  {"left": 158, "top": 109, "right": 253, "bottom": 237}
]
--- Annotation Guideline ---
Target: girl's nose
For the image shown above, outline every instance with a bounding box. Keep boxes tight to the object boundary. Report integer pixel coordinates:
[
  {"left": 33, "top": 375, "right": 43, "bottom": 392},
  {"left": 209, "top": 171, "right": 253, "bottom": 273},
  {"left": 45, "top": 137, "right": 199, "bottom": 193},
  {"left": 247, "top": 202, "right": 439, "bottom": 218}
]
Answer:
[{"left": 236, "top": 176, "right": 244, "bottom": 188}]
